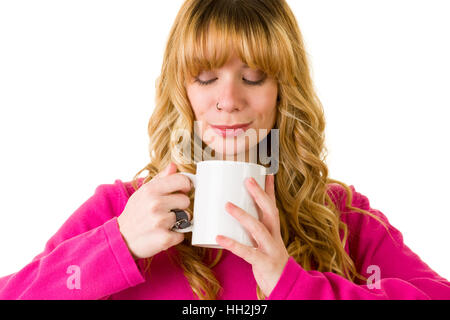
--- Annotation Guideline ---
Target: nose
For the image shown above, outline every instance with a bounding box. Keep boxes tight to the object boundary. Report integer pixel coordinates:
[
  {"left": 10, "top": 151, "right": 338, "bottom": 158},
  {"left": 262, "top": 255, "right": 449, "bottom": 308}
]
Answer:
[{"left": 216, "top": 79, "right": 244, "bottom": 113}]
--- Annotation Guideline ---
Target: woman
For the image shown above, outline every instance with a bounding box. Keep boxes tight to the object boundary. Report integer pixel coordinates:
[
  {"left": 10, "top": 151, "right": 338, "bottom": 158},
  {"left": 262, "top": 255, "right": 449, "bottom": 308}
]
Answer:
[{"left": 1, "top": 0, "right": 449, "bottom": 300}]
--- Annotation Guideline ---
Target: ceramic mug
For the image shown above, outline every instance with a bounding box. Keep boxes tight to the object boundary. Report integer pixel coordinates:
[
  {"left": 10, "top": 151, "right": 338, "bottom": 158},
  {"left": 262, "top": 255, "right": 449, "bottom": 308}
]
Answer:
[{"left": 172, "top": 160, "right": 268, "bottom": 249}]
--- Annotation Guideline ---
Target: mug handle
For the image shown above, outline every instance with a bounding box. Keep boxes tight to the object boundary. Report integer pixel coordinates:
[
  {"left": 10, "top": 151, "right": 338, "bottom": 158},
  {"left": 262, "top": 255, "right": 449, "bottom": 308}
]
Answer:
[{"left": 171, "top": 172, "right": 196, "bottom": 233}]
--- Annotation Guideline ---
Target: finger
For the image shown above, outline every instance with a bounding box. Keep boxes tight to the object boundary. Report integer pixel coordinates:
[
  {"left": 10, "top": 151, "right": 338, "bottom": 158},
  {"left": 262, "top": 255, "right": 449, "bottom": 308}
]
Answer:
[
  {"left": 266, "top": 174, "right": 276, "bottom": 204},
  {"left": 225, "top": 202, "right": 275, "bottom": 253},
  {"left": 142, "top": 162, "right": 176, "bottom": 187},
  {"left": 216, "top": 235, "right": 261, "bottom": 265},
  {"left": 153, "top": 193, "right": 192, "bottom": 220},
  {"left": 245, "top": 177, "right": 279, "bottom": 236},
  {"left": 149, "top": 172, "right": 193, "bottom": 195},
  {"left": 157, "top": 162, "right": 177, "bottom": 178},
  {"left": 157, "top": 210, "right": 180, "bottom": 230},
  {"left": 162, "top": 209, "right": 191, "bottom": 230},
  {"left": 163, "top": 230, "right": 185, "bottom": 248}
]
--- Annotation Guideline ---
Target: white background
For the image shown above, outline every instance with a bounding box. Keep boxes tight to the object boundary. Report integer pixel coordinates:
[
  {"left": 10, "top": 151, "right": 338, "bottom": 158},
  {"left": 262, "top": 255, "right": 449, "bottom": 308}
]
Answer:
[{"left": 0, "top": 1, "right": 449, "bottom": 281}]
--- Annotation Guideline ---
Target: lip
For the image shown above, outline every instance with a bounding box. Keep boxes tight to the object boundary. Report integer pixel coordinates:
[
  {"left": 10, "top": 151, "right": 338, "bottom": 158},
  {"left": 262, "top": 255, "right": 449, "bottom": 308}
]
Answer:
[
  {"left": 209, "top": 122, "right": 252, "bottom": 137},
  {"left": 210, "top": 122, "right": 252, "bottom": 129}
]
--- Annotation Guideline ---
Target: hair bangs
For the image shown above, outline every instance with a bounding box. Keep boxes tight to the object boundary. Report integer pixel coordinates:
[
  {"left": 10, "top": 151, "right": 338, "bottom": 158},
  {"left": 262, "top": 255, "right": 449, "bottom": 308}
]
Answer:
[{"left": 180, "top": 1, "right": 282, "bottom": 83}]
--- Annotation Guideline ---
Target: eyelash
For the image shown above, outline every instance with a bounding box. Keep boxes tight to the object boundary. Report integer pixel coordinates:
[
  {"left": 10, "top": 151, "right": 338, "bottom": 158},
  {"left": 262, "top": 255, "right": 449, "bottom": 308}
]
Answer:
[{"left": 195, "top": 78, "right": 265, "bottom": 86}]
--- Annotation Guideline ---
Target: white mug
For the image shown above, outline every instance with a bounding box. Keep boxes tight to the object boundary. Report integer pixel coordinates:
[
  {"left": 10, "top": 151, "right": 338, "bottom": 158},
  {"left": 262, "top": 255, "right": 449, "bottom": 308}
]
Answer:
[{"left": 172, "top": 160, "right": 268, "bottom": 249}]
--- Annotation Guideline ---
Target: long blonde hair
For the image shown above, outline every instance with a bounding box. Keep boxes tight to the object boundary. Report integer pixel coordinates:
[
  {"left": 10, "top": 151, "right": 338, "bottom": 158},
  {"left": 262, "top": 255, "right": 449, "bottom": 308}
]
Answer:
[{"left": 131, "top": 0, "right": 390, "bottom": 300}]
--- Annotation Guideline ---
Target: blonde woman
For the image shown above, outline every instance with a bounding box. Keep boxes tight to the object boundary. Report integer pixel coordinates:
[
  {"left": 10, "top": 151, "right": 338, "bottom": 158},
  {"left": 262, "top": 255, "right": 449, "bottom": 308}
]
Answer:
[{"left": 1, "top": 0, "right": 449, "bottom": 300}]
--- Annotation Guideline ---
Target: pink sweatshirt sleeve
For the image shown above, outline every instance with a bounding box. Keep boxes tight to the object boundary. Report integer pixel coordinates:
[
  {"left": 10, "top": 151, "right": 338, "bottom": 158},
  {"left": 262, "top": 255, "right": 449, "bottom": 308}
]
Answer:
[
  {"left": 0, "top": 181, "right": 145, "bottom": 299},
  {"left": 267, "top": 185, "right": 450, "bottom": 300}
]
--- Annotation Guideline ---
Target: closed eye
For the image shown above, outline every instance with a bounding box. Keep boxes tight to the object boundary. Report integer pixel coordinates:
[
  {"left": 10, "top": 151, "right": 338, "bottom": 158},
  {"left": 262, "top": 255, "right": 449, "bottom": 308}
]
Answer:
[{"left": 194, "top": 77, "right": 266, "bottom": 86}]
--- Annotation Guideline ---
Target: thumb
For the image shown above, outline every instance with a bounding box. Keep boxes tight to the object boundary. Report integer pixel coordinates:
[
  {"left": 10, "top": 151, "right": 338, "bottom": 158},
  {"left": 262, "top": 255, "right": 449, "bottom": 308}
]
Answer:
[
  {"left": 156, "top": 162, "right": 177, "bottom": 179},
  {"left": 142, "top": 162, "right": 177, "bottom": 188}
]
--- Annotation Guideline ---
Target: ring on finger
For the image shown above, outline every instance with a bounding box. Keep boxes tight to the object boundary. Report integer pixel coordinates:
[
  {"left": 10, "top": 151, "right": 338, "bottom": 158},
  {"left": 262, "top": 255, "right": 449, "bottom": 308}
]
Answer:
[{"left": 170, "top": 209, "right": 191, "bottom": 230}]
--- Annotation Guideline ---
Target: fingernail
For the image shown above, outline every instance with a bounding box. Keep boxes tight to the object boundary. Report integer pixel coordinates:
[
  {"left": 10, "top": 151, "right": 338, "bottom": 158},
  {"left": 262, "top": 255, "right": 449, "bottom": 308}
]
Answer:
[
  {"left": 217, "top": 235, "right": 230, "bottom": 245},
  {"left": 226, "top": 202, "right": 235, "bottom": 208}
]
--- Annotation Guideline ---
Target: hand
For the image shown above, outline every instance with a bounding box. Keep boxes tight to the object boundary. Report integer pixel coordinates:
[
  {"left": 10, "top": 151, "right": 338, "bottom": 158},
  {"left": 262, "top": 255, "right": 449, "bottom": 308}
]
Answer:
[
  {"left": 117, "top": 162, "right": 193, "bottom": 260},
  {"left": 215, "top": 174, "right": 290, "bottom": 298}
]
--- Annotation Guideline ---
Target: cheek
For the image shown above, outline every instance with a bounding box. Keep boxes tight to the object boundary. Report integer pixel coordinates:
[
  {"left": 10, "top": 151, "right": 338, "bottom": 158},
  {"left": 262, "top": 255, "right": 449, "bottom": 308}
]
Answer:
[
  {"left": 254, "top": 83, "right": 277, "bottom": 123},
  {"left": 187, "top": 88, "right": 213, "bottom": 142},
  {"left": 254, "top": 99, "right": 277, "bottom": 127},
  {"left": 187, "top": 88, "right": 208, "bottom": 119},
  {"left": 266, "top": 104, "right": 277, "bottom": 126}
]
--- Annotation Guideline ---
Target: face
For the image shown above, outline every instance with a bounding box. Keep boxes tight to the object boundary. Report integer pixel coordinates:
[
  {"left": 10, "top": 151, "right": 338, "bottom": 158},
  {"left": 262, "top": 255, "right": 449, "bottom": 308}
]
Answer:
[{"left": 185, "top": 51, "right": 278, "bottom": 161}]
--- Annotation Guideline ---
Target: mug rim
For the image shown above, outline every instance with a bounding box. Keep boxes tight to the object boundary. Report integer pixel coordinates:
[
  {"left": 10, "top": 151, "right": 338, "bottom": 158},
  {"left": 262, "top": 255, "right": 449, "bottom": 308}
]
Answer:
[{"left": 196, "top": 160, "right": 267, "bottom": 170}]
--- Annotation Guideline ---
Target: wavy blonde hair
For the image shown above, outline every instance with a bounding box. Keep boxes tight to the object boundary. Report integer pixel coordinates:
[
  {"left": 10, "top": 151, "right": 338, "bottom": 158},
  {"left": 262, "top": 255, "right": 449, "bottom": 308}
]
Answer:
[{"left": 130, "top": 0, "right": 391, "bottom": 300}]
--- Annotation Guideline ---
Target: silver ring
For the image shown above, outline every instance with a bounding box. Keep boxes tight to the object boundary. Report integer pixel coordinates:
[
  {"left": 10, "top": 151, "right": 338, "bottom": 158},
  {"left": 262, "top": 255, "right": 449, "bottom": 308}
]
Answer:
[
  {"left": 171, "top": 209, "right": 190, "bottom": 230},
  {"left": 216, "top": 102, "right": 221, "bottom": 111}
]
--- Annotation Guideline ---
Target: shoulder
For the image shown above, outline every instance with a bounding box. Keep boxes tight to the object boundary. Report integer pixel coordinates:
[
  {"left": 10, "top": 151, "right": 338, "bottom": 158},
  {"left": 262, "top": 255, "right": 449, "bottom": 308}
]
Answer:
[
  {"left": 326, "top": 183, "right": 405, "bottom": 260},
  {"left": 326, "top": 183, "right": 395, "bottom": 236},
  {"left": 326, "top": 183, "right": 371, "bottom": 212}
]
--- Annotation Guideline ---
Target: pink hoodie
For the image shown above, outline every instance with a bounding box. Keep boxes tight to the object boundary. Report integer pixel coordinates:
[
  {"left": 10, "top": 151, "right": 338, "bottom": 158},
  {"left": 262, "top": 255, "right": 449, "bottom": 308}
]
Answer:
[{"left": 0, "top": 178, "right": 449, "bottom": 300}]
